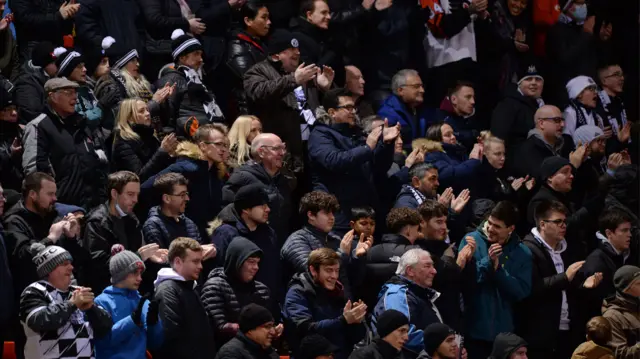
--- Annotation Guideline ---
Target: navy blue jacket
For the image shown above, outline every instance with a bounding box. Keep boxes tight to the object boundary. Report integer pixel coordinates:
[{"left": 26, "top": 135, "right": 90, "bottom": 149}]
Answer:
[
  {"left": 424, "top": 143, "right": 481, "bottom": 193},
  {"left": 142, "top": 206, "right": 201, "bottom": 249},
  {"left": 308, "top": 122, "right": 395, "bottom": 234},
  {"left": 436, "top": 104, "right": 479, "bottom": 152},
  {"left": 283, "top": 272, "right": 365, "bottom": 359},
  {"left": 210, "top": 204, "right": 281, "bottom": 300},
  {"left": 142, "top": 155, "right": 224, "bottom": 239},
  {"left": 378, "top": 94, "right": 427, "bottom": 151}
]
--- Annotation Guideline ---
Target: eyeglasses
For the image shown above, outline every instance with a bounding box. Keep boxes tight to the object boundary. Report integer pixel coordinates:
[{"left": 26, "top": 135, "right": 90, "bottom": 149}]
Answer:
[
  {"left": 203, "top": 141, "right": 229, "bottom": 150},
  {"left": 262, "top": 144, "right": 287, "bottom": 153},
  {"left": 542, "top": 219, "right": 567, "bottom": 227},
  {"left": 55, "top": 89, "right": 77, "bottom": 97},
  {"left": 337, "top": 104, "right": 358, "bottom": 113},
  {"left": 540, "top": 117, "right": 564, "bottom": 124},
  {"left": 168, "top": 191, "right": 189, "bottom": 199}
]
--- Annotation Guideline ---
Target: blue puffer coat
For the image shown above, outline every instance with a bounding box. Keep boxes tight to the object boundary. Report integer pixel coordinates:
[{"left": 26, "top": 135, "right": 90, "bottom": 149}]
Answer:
[
  {"left": 459, "top": 225, "right": 532, "bottom": 342},
  {"left": 424, "top": 142, "right": 481, "bottom": 193},
  {"left": 94, "top": 286, "right": 164, "bottom": 359},
  {"left": 378, "top": 94, "right": 428, "bottom": 152}
]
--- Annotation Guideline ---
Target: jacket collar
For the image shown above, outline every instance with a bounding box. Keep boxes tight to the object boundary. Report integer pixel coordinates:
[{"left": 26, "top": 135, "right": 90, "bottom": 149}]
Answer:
[
  {"left": 374, "top": 338, "right": 402, "bottom": 358},
  {"left": 391, "top": 275, "right": 440, "bottom": 302}
]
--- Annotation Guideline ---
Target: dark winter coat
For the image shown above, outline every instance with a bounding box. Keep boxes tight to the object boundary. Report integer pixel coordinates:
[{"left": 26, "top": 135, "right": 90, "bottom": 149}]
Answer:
[
  {"left": 225, "top": 30, "right": 267, "bottom": 115},
  {"left": 244, "top": 59, "right": 320, "bottom": 166},
  {"left": 518, "top": 232, "right": 574, "bottom": 352},
  {"left": 13, "top": 61, "right": 47, "bottom": 124},
  {"left": 424, "top": 143, "right": 481, "bottom": 194},
  {"left": 0, "top": 120, "right": 24, "bottom": 191},
  {"left": 210, "top": 204, "right": 281, "bottom": 299},
  {"left": 348, "top": 338, "right": 401, "bottom": 359},
  {"left": 488, "top": 333, "right": 528, "bottom": 359},
  {"left": 11, "top": 0, "right": 74, "bottom": 55},
  {"left": 154, "top": 268, "right": 215, "bottom": 359},
  {"left": 222, "top": 160, "right": 296, "bottom": 245},
  {"left": 602, "top": 293, "right": 640, "bottom": 359},
  {"left": 137, "top": 0, "right": 190, "bottom": 46},
  {"left": 473, "top": 159, "right": 519, "bottom": 203},
  {"left": 215, "top": 333, "right": 280, "bottom": 359},
  {"left": 0, "top": 224, "right": 14, "bottom": 326},
  {"left": 512, "top": 130, "right": 574, "bottom": 179},
  {"left": 435, "top": 98, "right": 479, "bottom": 151},
  {"left": 111, "top": 125, "right": 174, "bottom": 182},
  {"left": 201, "top": 238, "right": 271, "bottom": 344},
  {"left": 82, "top": 203, "right": 143, "bottom": 294},
  {"left": 281, "top": 225, "right": 343, "bottom": 279},
  {"left": 490, "top": 84, "right": 540, "bottom": 165},
  {"left": 308, "top": 122, "right": 395, "bottom": 233},
  {"left": 283, "top": 271, "right": 366, "bottom": 359},
  {"left": 75, "top": 0, "right": 144, "bottom": 59},
  {"left": 142, "top": 206, "right": 201, "bottom": 249},
  {"left": 377, "top": 95, "right": 427, "bottom": 152},
  {"left": 0, "top": 28, "right": 20, "bottom": 82},
  {"left": 21, "top": 107, "right": 109, "bottom": 209}
]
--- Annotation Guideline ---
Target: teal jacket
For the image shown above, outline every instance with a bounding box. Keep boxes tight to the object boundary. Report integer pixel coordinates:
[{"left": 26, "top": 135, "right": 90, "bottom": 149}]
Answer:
[{"left": 459, "top": 224, "right": 532, "bottom": 342}]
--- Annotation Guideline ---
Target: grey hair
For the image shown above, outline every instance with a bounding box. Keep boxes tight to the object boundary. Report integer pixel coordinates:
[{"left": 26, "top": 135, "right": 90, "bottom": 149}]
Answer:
[
  {"left": 391, "top": 69, "right": 419, "bottom": 94},
  {"left": 250, "top": 134, "right": 269, "bottom": 160},
  {"left": 395, "top": 248, "right": 431, "bottom": 276},
  {"left": 359, "top": 115, "right": 383, "bottom": 134}
]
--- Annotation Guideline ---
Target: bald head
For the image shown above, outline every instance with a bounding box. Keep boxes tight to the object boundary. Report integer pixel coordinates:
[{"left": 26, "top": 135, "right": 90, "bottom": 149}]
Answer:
[
  {"left": 534, "top": 105, "right": 565, "bottom": 139},
  {"left": 534, "top": 105, "right": 562, "bottom": 124}
]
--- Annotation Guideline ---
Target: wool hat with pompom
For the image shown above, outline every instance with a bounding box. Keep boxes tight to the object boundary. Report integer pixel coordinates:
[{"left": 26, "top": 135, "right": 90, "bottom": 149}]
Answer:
[
  {"left": 31, "top": 41, "right": 57, "bottom": 68},
  {"left": 171, "top": 29, "right": 203, "bottom": 62},
  {"left": 54, "top": 47, "right": 85, "bottom": 78},
  {"left": 85, "top": 36, "right": 116, "bottom": 77},
  {"left": 29, "top": 243, "right": 73, "bottom": 278},
  {"left": 109, "top": 244, "right": 145, "bottom": 284}
]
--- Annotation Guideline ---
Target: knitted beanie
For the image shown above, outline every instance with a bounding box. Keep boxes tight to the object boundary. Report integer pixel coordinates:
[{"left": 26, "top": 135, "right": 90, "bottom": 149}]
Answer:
[
  {"left": 614, "top": 265, "right": 640, "bottom": 293},
  {"left": 238, "top": 303, "right": 274, "bottom": 333},
  {"left": 423, "top": 323, "right": 455, "bottom": 356},
  {"left": 376, "top": 309, "right": 409, "bottom": 339},
  {"left": 171, "top": 29, "right": 203, "bottom": 62},
  {"left": 30, "top": 243, "right": 73, "bottom": 278},
  {"left": 109, "top": 244, "right": 146, "bottom": 284},
  {"left": 55, "top": 48, "right": 85, "bottom": 78}
]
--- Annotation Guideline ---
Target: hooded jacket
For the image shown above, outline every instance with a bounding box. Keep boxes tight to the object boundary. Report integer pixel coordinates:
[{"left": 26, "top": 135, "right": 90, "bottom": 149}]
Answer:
[
  {"left": 201, "top": 237, "right": 271, "bottom": 345},
  {"left": 153, "top": 267, "right": 215, "bottom": 359},
  {"left": 283, "top": 271, "right": 366, "bottom": 359},
  {"left": 94, "top": 286, "right": 164, "bottom": 359},
  {"left": 377, "top": 95, "right": 427, "bottom": 152},
  {"left": 281, "top": 225, "right": 343, "bottom": 280},
  {"left": 602, "top": 293, "right": 640, "bottom": 359},
  {"left": 22, "top": 106, "right": 109, "bottom": 209},
  {"left": 142, "top": 142, "right": 225, "bottom": 240},
  {"left": 372, "top": 275, "right": 442, "bottom": 359},
  {"left": 142, "top": 206, "right": 201, "bottom": 249},
  {"left": 571, "top": 341, "right": 615, "bottom": 359},
  {"left": 222, "top": 160, "right": 296, "bottom": 245},
  {"left": 460, "top": 225, "right": 532, "bottom": 342},
  {"left": 111, "top": 125, "right": 174, "bottom": 183},
  {"left": 83, "top": 203, "right": 143, "bottom": 294},
  {"left": 348, "top": 338, "right": 401, "bottom": 359},
  {"left": 513, "top": 129, "right": 573, "bottom": 179},
  {"left": 216, "top": 332, "right": 280, "bottom": 359},
  {"left": 14, "top": 61, "right": 48, "bottom": 124},
  {"left": 488, "top": 333, "right": 528, "bottom": 359},
  {"left": 209, "top": 204, "right": 280, "bottom": 298}
]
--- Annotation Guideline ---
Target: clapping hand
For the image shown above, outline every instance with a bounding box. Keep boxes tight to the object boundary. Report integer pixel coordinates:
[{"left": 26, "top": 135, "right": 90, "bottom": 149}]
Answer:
[
  {"left": 202, "top": 244, "right": 217, "bottom": 261},
  {"left": 62, "top": 213, "right": 81, "bottom": 238},
  {"left": 488, "top": 243, "right": 503, "bottom": 270},
  {"left": 565, "top": 261, "right": 585, "bottom": 282},
  {"left": 343, "top": 300, "right": 367, "bottom": 324},
  {"left": 382, "top": 119, "right": 401, "bottom": 143},
  {"left": 138, "top": 244, "right": 168, "bottom": 264},
  {"left": 71, "top": 287, "right": 95, "bottom": 311},
  {"left": 583, "top": 272, "right": 603, "bottom": 289},
  {"left": 404, "top": 147, "right": 425, "bottom": 168},
  {"left": 451, "top": 189, "right": 470, "bottom": 214},
  {"left": 354, "top": 233, "right": 374, "bottom": 257},
  {"left": 569, "top": 144, "right": 587, "bottom": 169},
  {"left": 316, "top": 66, "right": 335, "bottom": 91},
  {"left": 618, "top": 123, "right": 631, "bottom": 143},
  {"left": 294, "top": 63, "right": 318, "bottom": 85},
  {"left": 437, "top": 187, "right": 454, "bottom": 207},
  {"left": 340, "top": 230, "right": 355, "bottom": 254},
  {"left": 456, "top": 236, "right": 476, "bottom": 269}
]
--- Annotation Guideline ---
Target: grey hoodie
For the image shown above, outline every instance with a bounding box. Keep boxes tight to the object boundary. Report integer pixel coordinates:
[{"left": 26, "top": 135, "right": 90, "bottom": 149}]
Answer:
[{"left": 527, "top": 128, "right": 565, "bottom": 155}]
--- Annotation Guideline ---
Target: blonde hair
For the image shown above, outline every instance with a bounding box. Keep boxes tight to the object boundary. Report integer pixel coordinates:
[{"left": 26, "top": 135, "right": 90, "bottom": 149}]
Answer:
[
  {"left": 115, "top": 98, "right": 146, "bottom": 141},
  {"left": 121, "top": 68, "right": 153, "bottom": 100},
  {"left": 482, "top": 133, "right": 505, "bottom": 152},
  {"left": 228, "top": 116, "right": 260, "bottom": 167}
]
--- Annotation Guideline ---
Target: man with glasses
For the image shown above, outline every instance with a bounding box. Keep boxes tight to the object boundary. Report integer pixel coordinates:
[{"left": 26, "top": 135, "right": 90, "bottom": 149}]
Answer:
[
  {"left": 519, "top": 200, "right": 601, "bottom": 359},
  {"left": 223, "top": 133, "right": 295, "bottom": 245},
  {"left": 378, "top": 69, "right": 426, "bottom": 151},
  {"left": 513, "top": 105, "right": 574, "bottom": 179},
  {"left": 22, "top": 77, "right": 109, "bottom": 209},
  {"left": 596, "top": 62, "right": 633, "bottom": 156},
  {"left": 309, "top": 87, "right": 400, "bottom": 236}
]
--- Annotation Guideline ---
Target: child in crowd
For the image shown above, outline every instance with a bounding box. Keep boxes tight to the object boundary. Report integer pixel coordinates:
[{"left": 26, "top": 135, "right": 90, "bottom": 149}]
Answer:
[{"left": 571, "top": 316, "right": 615, "bottom": 359}]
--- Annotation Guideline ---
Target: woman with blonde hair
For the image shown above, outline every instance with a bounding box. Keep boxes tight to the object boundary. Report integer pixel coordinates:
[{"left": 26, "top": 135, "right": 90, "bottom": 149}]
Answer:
[
  {"left": 227, "top": 115, "right": 262, "bottom": 168},
  {"left": 111, "top": 98, "right": 178, "bottom": 181}
]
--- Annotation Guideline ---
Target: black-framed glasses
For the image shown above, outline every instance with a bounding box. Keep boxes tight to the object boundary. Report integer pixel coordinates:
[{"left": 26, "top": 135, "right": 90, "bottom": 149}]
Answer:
[
  {"left": 540, "top": 117, "right": 564, "bottom": 124},
  {"left": 203, "top": 141, "right": 229, "bottom": 149},
  {"left": 542, "top": 219, "right": 567, "bottom": 227},
  {"left": 168, "top": 191, "right": 189, "bottom": 199},
  {"left": 337, "top": 104, "right": 358, "bottom": 112}
]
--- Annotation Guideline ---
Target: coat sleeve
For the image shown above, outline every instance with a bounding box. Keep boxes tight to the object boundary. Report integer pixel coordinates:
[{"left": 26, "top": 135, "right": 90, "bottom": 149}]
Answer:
[
  {"left": 243, "top": 68, "right": 298, "bottom": 104},
  {"left": 15, "top": 81, "right": 45, "bottom": 125},
  {"left": 460, "top": 236, "right": 494, "bottom": 284},
  {"left": 221, "top": 171, "right": 253, "bottom": 205},
  {"left": 21, "top": 117, "right": 52, "bottom": 176},
  {"left": 308, "top": 131, "right": 375, "bottom": 173},
  {"left": 281, "top": 236, "right": 313, "bottom": 274},
  {"left": 75, "top": 0, "right": 104, "bottom": 49},
  {"left": 157, "top": 285, "right": 183, "bottom": 342},
  {"left": 427, "top": 155, "right": 481, "bottom": 185},
  {"left": 493, "top": 246, "right": 532, "bottom": 301},
  {"left": 283, "top": 287, "right": 345, "bottom": 335},
  {"left": 12, "top": 0, "right": 68, "bottom": 34},
  {"left": 529, "top": 253, "right": 570, "bottom": 296},
  {"left": 93, "top": 297, "right": 141, "bottom": 347},
  {"left": 86, "top": 304, "right": 113, "bottom": 338},
  {"left": 143, "top": 300, "right": 164, "bottom": 350},
  {"left": 142, "top": 217, "right": 166, "bottom": 248},
  {"left": 563, "top": 107, "right": 578, "bottom": 137},
  {"left": 200, "top": 279, "right": 232, "bottom": 333},
  {"left": 19, "top": 286, "right": 76, "bottom": 332},
  {"left": 490, "top": 102, "right": 516, "bottom": 142},
  {"left": 82, "top": 220, "right": 113, "bottom": 291},
  {"left": 379, "top": 287, "right": 423, "bottom": 354},
  {"left": 605, "top": 310, "right": 640, "bottom": 359}
]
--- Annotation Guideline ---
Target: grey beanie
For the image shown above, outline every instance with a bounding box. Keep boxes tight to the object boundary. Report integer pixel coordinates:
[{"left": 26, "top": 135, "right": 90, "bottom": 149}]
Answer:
[
  {"left": 573, "top": 125, "right": 605, "bottom": 147},
  {"left": 109, "top": 244, "right": 145, "bottom": 284},
  {"left": 30, "top": 243, "right": 73, "bottom": 278}
]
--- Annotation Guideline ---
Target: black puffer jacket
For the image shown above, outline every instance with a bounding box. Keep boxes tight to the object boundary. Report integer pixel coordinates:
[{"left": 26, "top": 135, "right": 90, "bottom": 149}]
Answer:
[
  {"left": 215, "top": 333, "right": 280, "bottom": 359},
  {"left": 201, "top": 238, "right": 271, "bottom": 344},
  {"left": 226, "top": 30, "right": 267, "bottom": 115},
  {"left": 21, "top": 107, "right": 109, "bottom": 209},
  {"left": 13, "top": 61, "right": 47, "bottom": 124},
  {"left": 281, "top": 225, "right": 343, "bottom": 279},
  {"left": 82, "top": 203, "right": 143, "bottom": 294},
  {"left": 348, "top": 338, "right": 401, "bottom": 359},
  {"left": 142, "top": 206, "right": 201, "bottom": 249},
  {"left": 222, "top": 160, "right": 296, "bottom": 245},
  {"left": 111, "top": 125, "right": 174, "bottom": 182}
]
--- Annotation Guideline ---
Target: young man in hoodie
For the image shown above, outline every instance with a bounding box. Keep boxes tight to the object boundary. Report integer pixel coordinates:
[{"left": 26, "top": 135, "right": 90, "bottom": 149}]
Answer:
[
  {"left": 349, "top": 309, "right": 409, "bottom": 359},
  {"left": 154, "top": 237, "right": 215, "bottom": 359},
  {"left": 201, "top": 237, "right": 275, "bottom": 345},
  {"left": 602, "top": 265, "right": 640, "bottom": 359},
  {"left": 94, "top": 246, "right": 163, "bottom": 359},
  {"left": 519, "top": 200, "right": 601, "bottom": 359},
  {"left": 459, "top": 201, "right": 531, "bottom": 359},
  {"left": 488, "top": 333, "right": 528, "bottom": 359},
  {"left": 215, "top": 304, "right": 281, "bottom": 359}
]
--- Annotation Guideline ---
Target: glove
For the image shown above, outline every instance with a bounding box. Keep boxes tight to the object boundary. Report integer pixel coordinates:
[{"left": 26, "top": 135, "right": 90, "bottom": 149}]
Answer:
[
  {"left": 147, "top": 298, "right": 159, "bottom": 326},
  {"left": 131, "top": 295, "right": 148, "bottom": 327}
]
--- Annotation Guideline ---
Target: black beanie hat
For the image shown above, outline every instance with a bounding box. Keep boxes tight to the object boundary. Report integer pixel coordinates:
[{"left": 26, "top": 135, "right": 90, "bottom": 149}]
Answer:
[
  {"left": 234, "top": 184, "right": 269, "bottom": 212},
  {"left": 376, "top": 309, "right": 409, "bottom": 339},
  {"left": 31, "top": 41, "right": 57, "bottom": 68},
  {"left": 0, "top": 82, "right": 13, "bottom": 109},
  {"left": 298, "top": 334, "right": 340, "bottom": 359},
  {"left": 267, "top": 29, "right": 299, "bottom": 56},
  {"left": 239, "top": 304, "right": 274, "bottom": 333},
  {"left": 85, "top": 36, "right": 116, "bottom": 77},
  {"left": 539, "top": 156, "right": 572, "bottom": 182},
  {"left": 517, "top": 57, "right": 543, "bottom": 84},
  {"left": 423, "top": 323, "right": 455, "bottom": 356},
  {"left": 614, "top": 265, "right": 640, "bottom": 293},
  {"left": 55, "top": 49, "right": 85, "bottom": 78},
  {"left": 171, "top": 29, "right": 203, "bottom": 62}
]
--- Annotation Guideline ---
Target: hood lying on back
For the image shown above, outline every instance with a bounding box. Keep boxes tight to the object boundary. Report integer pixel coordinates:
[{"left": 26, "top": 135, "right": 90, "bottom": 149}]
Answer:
[
  {"left": 488, "top": 333, "right": 527, "bottom": 359},
  {"left": 154, "top": 267, "right": 197, "bottom": 289}
]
